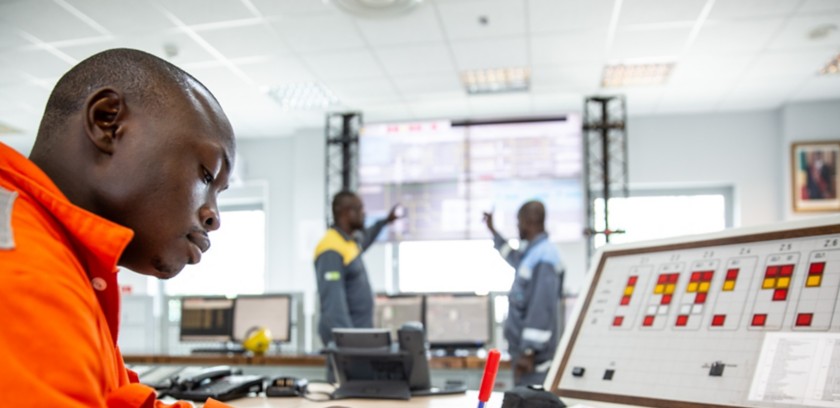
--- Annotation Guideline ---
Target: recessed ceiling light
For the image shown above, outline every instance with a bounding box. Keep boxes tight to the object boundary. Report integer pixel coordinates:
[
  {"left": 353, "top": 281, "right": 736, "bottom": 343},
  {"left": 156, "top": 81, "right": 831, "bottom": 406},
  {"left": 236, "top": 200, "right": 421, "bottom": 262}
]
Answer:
[
  {"left": 266, "top": 83, "right": 340, "bottom": 110},
  {"left": 325, "top": 0, "right": 423, "bottom": 18},
  {"left": 601, "top": 62, "right": 675, "bottom": 88},
  {"left": 819, "top": 52, "right": 840, "bottom": 75},
  {"left": 461, "top": 67, "right": 530, "bottom": 94}
]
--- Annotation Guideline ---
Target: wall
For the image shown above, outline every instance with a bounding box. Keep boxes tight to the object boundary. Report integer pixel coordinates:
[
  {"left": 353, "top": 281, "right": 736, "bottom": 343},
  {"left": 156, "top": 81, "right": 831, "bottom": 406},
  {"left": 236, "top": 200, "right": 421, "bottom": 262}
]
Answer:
[
  {"left": 237, "top": 106, "right": 800, "bottom": 324},
  {"left": 780, "top": 100, "right": 840, "bottom": 220}
]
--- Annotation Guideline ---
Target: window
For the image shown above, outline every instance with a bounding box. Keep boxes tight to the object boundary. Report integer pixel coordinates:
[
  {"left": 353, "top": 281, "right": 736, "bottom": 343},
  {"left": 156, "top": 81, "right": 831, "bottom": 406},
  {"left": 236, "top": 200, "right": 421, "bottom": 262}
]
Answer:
[
  {"left": 163, "top": 182, "right": 269, "bottom": 296},
  {"left": 398, "top": 239, "right": 516, "bottom": 293},
  {"left": 593, "top": 187, "right": 733, "bottom": 248},
  {"left": 164, "top": 209, "right": 266, "bottom": 296}
]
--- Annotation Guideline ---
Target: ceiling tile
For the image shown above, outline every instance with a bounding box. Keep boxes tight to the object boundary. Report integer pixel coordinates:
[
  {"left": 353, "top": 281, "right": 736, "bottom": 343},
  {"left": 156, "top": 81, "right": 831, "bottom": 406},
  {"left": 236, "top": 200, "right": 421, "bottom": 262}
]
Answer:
[
  {"left": 236, "top": 56, "right": 317, "bottom": 86},
  {"left": 531, "top": 30, "right": 608, "bottom": 65},
  {"left": 197, "top": 23, "right": 289, "bottom": 59},
  {"left": 450, "top": 37, "right": 528, "bottom": 70},
  {"left": 530, "top": 92, "right": 584, "bottom": 115},
  {"left": 355, "top": 5, "right": 445, "bottom": 46},
  {"left": 436, "top": 0, "right": 526, "bottom": 40},
  {"left": 531, "top": 63, "right": 602, "bottom": 93},
  {"left": 528, "top": 0, "right": 614, "bottom": 34},
  {"left": 157, "top": 0, "right": 254, "bottom": 26},
  {"left": 270, "top": 14, "right": 366, "bottom": 52},
  {"left": 668, "top": 54, "right": 753, "bottom": 87},
  {"left": 409, "top": 97, "right": 471, "bottom": 121},
  {"left": 391, "top": 73, "right": 463, "bottom": 97},
  {"left": 65, "top": 0, "right": 176, "bottom": 35},
  {"left": 767, "top": 13, "right": 840, "bottom": 51},
  {"left": 468, "top": 93, "right": 532, "bottom": 118},
  {"left": 301, "top": 49, "right": 386, "bottom": 80},
  {"left": 620, "top": 87, "right": 665, "bottom": 115},
  {"left": 798, "top": 0, "right": 840, "bottom": 14},
  {"left": 358, "top": 103, "right": 413, "bottom": 122},
  {"left": 323, "top": 78, "right": 400, "bottom": 104},
  {"left": 2, "top": 48, "right": 73, "bottom": 78},
  {"left": 0, "top": 24, "right": 28, "bottom": 49},
  {"left": 58, "top": 30, "right": 215, "bottom": 66},
  {"left": 375, "top": 44, "right": 455, "bottom": 75},
  {"left": 708, "top": 0, "right": 800, "bottom": 20},
  {"left": 618, "top": 0, "right": 708, "bottom": 27},
  {"left": 745, "top": 49, "right": 837, "bottom": 79},
  {"left": 0, "top": 0, "right": 103, "bottom": 43},
  {"left": 790, "top": 74, "right": 840, "bottom": 101},
  {"left": 251, "top": 0, "right": 334, "bottom": 16},
  {"left": 609, "top": 27, "right": 691, "bottom": 60},
  {"left": 690, "top": 19, "right": 786, "bottom": 55}
]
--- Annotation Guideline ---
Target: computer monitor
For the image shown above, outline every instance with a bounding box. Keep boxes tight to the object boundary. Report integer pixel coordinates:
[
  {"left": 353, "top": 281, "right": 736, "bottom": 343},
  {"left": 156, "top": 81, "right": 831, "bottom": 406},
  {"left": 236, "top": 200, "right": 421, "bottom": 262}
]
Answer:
[
  {"left": 232, "top": 294, "right": 292, "bottom": 343},
  {"left": 424, "top": 293, "right": 491, "bottom": 350},
  {"left": 374, "top": 294, "right": 424, "bottom": 337},
  {"left": 179, "top": 296, "right": 234, "bottom": 342}
]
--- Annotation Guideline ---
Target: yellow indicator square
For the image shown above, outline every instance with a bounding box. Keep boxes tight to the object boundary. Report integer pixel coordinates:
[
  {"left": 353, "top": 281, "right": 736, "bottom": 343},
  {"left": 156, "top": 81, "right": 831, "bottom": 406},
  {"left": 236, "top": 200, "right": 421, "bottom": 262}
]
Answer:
[
  {"left": 654, "top": 284, "right": 665, "bottom": 294},
  {"left": 777, "top": 277, "right": 790, "bottom": 289},
  {"left": 664, "top": 284, "right": 675, "bottom": 295},
  {"left": 698, "top": 282, "right": 711, "bottom": 293},
  {"left": 762, "top": 278, "right": 776, "bottom": 289},
  {"left": 807, "top": 275, "right": 823, "bottom": 287},
  {"left": 722, "top": 280, "right": 736, "bottom": 291},
  {"left": 624, "top": 286, "right": 634, "bottom": 296},
  {"left": 686, "top": 282, "right": 699, "bottom": 293}
]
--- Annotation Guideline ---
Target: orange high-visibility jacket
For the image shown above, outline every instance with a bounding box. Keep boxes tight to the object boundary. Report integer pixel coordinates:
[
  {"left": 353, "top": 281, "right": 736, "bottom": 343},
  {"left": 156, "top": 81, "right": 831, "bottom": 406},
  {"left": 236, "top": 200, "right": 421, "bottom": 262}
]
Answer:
[{"left": 0, "top": 142, "right": 229, "bottom": 408}]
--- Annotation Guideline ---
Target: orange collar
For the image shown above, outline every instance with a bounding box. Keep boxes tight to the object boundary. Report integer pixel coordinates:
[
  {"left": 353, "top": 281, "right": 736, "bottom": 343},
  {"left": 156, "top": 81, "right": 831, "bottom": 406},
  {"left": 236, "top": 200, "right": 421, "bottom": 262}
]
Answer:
[{"left": 0, "top": 142, "right": 134, "bottom": 277}]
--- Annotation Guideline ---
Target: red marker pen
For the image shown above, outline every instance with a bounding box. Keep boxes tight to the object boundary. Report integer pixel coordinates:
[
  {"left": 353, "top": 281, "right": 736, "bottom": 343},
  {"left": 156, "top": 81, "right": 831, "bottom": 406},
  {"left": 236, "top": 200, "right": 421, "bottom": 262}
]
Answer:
[{"left": 478, "top": 349, "right": 501, "bottom": 408}]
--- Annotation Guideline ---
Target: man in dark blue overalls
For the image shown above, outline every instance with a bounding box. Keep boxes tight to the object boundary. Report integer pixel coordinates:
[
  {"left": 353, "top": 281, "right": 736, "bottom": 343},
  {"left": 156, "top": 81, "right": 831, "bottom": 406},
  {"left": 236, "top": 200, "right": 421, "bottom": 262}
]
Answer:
[{"left": 484, "top": 201, "right": 564, "bottom": 386}]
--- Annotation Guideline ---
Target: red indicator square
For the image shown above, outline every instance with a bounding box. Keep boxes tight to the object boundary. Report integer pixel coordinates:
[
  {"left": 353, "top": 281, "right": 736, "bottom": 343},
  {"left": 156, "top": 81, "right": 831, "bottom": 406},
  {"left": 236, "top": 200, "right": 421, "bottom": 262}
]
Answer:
[
  {"left": 809, "top": 262, "right": 825, "bottom": 275},
  {"left": 695, "top": 292, "right": 708, "bottom": 304},
  {"left": 712, "top": 315, "right": 726, "bottom": 326},
  {"left": 780, "top": 265, "right": 794, "bottom": 277},
  {"left": 661, "top": 294, "right": 673, "bottom": 305},
  {"left": 676, "top": 315, "right": 689, "bottom": 326},
  {"left": 643, "top": 315, "right": 655, "bottom": 327},
  {"left": 657, "top": 275, "right": 668, "bottom": 284},
  {"left": 702, "top": 271, "right": 713, "bottom": 281},
  {"left": 668, "top": 274, "right": 679, "bottom": 283},
  {"left": 620, "top": 296, "right": 631, "bottom": 306},
  {"left": 627, "top": 276, "right": 638, "bottom": 285},
  {"left": 613, "top": 316, "right": 624, "bottom": 327},
  {"left": 691, "top": 272, "right": 701, "bottom": 282},
  {"left": 726, "top": 268, "right": 739, "bottom": 280},
  {"left": 752, "top": 314, "right": 767, "bottom": 326},
  {"left": 765, "top": 265, "right": 779, "bottom": 277},
  {"left": 796, "top": 313, "right": 813, "bottom": 327},
  {"left": 773, "top": 289, "right": 788, "bottom": 301}
]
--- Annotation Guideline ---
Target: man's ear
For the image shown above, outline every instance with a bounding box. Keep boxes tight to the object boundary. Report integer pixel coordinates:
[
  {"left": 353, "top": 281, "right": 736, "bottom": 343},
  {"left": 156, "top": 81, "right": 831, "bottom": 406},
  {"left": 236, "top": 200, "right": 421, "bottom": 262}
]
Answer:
[{"left": 85, "top": 88, "right": 126, "bottom": 155}]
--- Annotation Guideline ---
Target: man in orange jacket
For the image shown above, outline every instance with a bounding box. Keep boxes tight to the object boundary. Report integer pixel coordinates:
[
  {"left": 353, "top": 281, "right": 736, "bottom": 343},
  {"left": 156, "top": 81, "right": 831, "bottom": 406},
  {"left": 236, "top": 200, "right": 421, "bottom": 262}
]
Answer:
[{"left": 0, "top": 48, "right": 235, "bottom": 407}]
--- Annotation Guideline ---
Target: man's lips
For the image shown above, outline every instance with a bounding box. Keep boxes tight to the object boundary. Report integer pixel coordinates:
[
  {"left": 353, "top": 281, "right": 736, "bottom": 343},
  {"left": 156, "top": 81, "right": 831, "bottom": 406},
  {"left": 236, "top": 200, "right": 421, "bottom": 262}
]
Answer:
[{"left": 187, "top": 232, "right": 211, "bottom": 264}]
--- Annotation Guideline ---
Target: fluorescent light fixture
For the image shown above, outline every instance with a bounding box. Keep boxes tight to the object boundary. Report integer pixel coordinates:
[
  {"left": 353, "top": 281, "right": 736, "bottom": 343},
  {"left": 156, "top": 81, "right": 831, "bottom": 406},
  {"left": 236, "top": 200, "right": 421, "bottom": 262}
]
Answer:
[
  {"left": 819, "top": 52, "right": 840, "bottom": 75},
  {"left": 0, "top": 122, "right": 21, "bottom": 135},
  {"left": 601, "top": 62, "right": 674, "bottom": 87},
  {"left": 461, "top": 67, "right": 530, "bottom": 94},
  {"left": 266, "top": 83, "right": 340, "bottom": 110}
]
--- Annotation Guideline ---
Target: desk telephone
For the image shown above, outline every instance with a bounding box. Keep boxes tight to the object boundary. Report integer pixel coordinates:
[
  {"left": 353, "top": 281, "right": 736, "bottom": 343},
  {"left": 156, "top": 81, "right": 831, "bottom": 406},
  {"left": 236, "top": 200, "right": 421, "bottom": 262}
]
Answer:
[{"left": 160, "top": 365, "right": 265, "bottom": 402}]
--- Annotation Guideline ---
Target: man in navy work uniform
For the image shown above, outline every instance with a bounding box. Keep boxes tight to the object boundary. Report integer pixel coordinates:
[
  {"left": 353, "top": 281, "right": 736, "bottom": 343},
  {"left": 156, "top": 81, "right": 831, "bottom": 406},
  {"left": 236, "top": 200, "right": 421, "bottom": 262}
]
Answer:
[
  {"left": 484, "top": 200, "right": 564, "bottom": 386},
  {"left": 314, "top": 191, "right": 399, "bottom": 347}
]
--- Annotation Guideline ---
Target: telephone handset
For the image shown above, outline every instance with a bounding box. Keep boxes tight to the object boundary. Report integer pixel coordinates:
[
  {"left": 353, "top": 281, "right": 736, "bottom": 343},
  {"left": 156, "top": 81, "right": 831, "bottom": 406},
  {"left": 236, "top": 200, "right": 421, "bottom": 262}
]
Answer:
[{"left": 163, "top": 365, "right": 265, "bottom": 402}]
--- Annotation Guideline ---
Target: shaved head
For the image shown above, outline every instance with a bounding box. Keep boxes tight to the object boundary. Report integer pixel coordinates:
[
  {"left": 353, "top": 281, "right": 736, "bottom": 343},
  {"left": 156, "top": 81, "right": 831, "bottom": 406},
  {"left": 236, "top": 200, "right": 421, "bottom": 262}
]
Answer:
[
  {"left": 29, "top": 48, "right": 236, "bottom": 278},
  {"left": 517, "top": 200, "right": 546, "bottom": 240}
]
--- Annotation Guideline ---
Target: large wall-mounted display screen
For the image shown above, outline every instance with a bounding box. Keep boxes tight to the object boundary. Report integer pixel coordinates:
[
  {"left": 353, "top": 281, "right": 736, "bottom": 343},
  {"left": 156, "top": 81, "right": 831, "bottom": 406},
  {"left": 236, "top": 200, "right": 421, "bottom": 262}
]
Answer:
[{"left": 359, "top": 118, "right": 583, "bottom": 242}]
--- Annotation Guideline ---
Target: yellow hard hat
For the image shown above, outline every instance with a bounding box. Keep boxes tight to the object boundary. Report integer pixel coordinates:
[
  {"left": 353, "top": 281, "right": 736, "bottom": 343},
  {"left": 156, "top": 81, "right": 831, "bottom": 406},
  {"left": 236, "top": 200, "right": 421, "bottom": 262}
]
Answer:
[{"left": 243, "top": 326, "right": 272, "bottom": 354}]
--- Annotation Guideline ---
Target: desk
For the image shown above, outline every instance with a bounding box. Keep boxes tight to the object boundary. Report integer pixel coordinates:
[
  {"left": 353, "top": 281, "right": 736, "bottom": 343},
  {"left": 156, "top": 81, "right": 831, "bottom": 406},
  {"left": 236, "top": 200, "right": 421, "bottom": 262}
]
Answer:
[
  {"left": 196, "top": 391, "right": 503, "bottom": 408},
  {"left": 124, "top": 355, "right": 511, "bottom": 370}
]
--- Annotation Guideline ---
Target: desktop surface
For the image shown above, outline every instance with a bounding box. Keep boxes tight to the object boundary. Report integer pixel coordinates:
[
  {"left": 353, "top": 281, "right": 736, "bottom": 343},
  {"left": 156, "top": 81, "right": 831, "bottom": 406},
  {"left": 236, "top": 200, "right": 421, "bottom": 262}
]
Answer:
[{"left": 192, "top": 390, "right": 503, "bottom": 407}]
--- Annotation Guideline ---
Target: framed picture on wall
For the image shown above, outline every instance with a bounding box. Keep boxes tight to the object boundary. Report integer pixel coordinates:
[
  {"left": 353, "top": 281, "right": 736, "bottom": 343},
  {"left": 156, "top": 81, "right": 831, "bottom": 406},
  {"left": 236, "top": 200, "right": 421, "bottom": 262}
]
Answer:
[{"left": 792, "top": 141, "right": 840, "bottom": 212}]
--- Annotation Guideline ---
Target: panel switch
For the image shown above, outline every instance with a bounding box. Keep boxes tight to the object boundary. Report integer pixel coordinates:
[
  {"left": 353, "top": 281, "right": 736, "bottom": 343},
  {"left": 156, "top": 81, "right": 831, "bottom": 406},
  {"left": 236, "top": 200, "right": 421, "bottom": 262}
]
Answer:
[
  {"left": 572, "top": 367, "right": 585, "bottom": 377},
  {"left": 709, "top": 362, "right": 724, "bottom": 377},
  {"left": 603, "top": 369, "right": 614, "bottom": 380}
]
